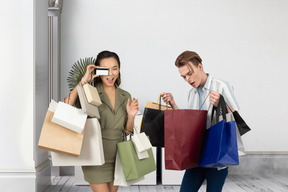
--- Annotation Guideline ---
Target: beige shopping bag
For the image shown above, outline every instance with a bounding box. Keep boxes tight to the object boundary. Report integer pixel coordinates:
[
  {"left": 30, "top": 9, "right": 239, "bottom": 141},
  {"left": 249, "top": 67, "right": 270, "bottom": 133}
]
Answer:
[
  {"left": 77, "top": 85, "right": 100, "bottom": 119},
  {"left": 38, "top": 100, "right": 85, "bottom": 157},
  {"left": 51, "top": 118, "right": 105, "bottom": 166},
  {"left": 83, "top": 83, "right": 102, "bottom": 106}
]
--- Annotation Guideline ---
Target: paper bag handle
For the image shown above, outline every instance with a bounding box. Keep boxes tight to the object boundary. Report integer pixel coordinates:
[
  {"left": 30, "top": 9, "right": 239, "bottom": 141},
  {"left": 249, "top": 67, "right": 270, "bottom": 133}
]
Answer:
[
  {"left": 157, "top": 94, "right": 171, "bottom": 110},
  {"left": 199, "top": 91, "right": 211, "bottom": 110}
]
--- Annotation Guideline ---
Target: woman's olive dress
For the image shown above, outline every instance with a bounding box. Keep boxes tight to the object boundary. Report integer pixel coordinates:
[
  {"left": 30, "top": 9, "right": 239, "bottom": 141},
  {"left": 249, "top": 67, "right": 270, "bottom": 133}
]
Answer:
[{"left": 81, "top": 84, "right": 131, "bottom": 184}]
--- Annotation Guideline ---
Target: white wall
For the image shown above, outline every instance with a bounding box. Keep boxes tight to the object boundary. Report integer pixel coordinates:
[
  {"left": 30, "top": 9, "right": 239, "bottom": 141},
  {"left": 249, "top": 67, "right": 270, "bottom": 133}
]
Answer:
[
  {"left": 0, "top": 0, "right": 50, "bottom": 191},
  {"left": 0, "top": 0, "right": 34, "bottom": 172},
  {"left": 61, "top": 0, "right": 288, "bottom": 152}
]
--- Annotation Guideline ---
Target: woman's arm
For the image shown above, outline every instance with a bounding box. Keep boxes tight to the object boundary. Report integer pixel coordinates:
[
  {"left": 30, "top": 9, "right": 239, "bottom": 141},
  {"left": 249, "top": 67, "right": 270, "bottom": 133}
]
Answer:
[
  {"left": 64, "top": 64, "right": 99, "bottom": 106},
  {"left": 125, "top": 98, "right": 139, "bottom": 134}
]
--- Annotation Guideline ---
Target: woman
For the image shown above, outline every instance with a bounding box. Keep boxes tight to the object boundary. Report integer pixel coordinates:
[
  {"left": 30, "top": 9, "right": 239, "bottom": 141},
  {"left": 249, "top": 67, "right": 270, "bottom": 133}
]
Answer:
[
  {"left": 65, "top": 50, "right": 139, "bottom": 192},
  {"left": 161, "top": 50, "right": 239, "bottom": 192}
]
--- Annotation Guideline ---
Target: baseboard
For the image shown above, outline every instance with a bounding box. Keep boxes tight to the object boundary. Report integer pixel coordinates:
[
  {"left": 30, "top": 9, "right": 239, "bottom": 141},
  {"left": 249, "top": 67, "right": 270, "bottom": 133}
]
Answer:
[
  {"left": 0, "top": 160, "right": 51, "bottom": 192},
  {"left": 229, "top": 154, "right": 288, "bottom": 175},
  {"left": 36, "top": 159, "right": 51, "bottom": 192},
  {"left": 245, "top": 151, "right": 288, "bottom": 155}
]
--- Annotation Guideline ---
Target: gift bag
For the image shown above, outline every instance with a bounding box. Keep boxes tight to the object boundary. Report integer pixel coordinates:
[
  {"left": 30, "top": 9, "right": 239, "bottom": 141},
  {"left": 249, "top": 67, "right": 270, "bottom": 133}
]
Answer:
[
  {"left": 51, "top": 101, "right": 87, "bottom": 134},
  {"left": 131, "top": 128, "right": 150, "bottom": 160},
  {"left": 199, "top": 95, "right": 239, "bottom": 168},
  {"left": 140, "top": 96, "right": 172, "bottom": 147},
  {"left": 227, "top": 105, "right": 251, "bottom": 136},
  {"left": 77, "top": 85, "right": 100, "bottom": 119},
  {"left": 216, "top": 101, "right": 246, "bottom": 156},
  {"left": 131, "top": 126, "right": 152, "bottom": 153},
  {"left": 117, "top": 136, "right": 156, "bottom": 180},
  {"left": 114, "top": 152, "right": 145, "bottom": 186},
  {"left": 164, "top": 109, "right": 207, "bottom": 170},
  {"left": 225, "top": 113, "right": 246, "bottom": 156},
  {"left": 51, "top": 118, "right": 105, "bottom": 166},
  {"left": 38, "top": 100, "right": 84, "bottom": 156},
  {"left": 83, "top": 83, "right": 102, "bottom": 106}
]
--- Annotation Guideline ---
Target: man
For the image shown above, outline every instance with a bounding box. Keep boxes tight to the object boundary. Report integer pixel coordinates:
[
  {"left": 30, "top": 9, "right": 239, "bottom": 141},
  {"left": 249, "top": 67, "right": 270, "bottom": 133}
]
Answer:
[{"left": 162, "top": 50, "right": 239, "bottom": 192}]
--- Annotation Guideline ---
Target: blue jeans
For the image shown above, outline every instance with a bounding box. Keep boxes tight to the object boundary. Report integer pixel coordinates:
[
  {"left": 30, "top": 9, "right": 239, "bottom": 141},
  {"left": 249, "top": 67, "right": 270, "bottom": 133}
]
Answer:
[{"left": 180, "top": 167, "right": 228, "bottom": 192}]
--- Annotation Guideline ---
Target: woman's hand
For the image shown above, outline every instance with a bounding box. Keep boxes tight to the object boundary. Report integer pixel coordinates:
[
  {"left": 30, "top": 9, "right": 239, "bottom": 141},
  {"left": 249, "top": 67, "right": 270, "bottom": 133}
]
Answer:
[
  {"left": 81, "top": 64, "right": 99, "bottom": 85},
  {"left": 209, "top": 90, "right": 220, "bottom": 107},
  {"left": 126, "top": 98, "right": 139, "bottom": 118},
  {"left": 161, "top": 92, "right": 179, "bottom": 109}
]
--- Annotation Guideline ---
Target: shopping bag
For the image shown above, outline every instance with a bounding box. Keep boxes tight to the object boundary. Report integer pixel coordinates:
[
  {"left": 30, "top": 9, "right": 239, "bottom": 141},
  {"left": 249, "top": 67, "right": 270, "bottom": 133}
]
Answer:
[
  {"left": 131, "top": 127, "right": 151, "bottom": 159},
  {"left": 164, "top": 109, "right": 207, "bottom": 170},
  {"left": 51, "top": 101, "right": 87, "bottom": 134},
  {"left": 217, "top": 101, "right": 246, "bottom": 156},
  {"left": 225, "top": 113, "right": 246, "bottom": 156},
  {"left": 38, "top": 100, "right": 84, "bottom": 156},
  {"left": 199, "top": 95, "right": 239, "bottom": 168},
  {"left": 77, "top": 85, "right": 100, "bottom": 119},
  {"left": 113, "top": 152, "right": 145, "bottom": 186},
  {"left": 140, "top": 96, "right": 172, "bottom": 147},
  {"left": 227, "top": 105, "right": 251, "bottom": 136},
  {"left": 51, "top": 118, "right": 105, "bottom": 166},
  {"left": 83, "top": 83, "right": 102, "bottom": 106},
  {"left": 117, "top": 136, "right": 156, "bottom": 180},
  {"left": 131, "top": 126, "right": 152, "bottom": 153}
]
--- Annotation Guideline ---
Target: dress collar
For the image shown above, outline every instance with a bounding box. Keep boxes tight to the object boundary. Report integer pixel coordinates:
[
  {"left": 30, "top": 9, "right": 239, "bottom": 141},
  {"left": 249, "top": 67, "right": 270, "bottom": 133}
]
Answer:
[{"left": 97, "top": 83, "right": 127, "bottom": 114}]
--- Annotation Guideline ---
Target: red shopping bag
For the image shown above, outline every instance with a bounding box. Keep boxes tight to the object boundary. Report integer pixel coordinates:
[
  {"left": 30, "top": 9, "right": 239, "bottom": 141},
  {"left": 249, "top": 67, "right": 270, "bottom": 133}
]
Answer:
[{"left": 164, "top": 109, "right": 207, "bottom": 170}]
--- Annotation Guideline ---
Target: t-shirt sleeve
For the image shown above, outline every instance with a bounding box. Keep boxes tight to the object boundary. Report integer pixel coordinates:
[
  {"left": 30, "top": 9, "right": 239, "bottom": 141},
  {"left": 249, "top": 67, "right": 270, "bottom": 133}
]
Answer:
[{"left": 221, "top": 82, "right": 240, "bottom": 111}]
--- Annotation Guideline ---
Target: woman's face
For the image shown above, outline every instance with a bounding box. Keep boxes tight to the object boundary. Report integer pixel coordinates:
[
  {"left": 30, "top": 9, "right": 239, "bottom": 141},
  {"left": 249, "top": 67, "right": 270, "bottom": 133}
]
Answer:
[{"left": 99, "top": 57, "right": 119, "bottom": 88}]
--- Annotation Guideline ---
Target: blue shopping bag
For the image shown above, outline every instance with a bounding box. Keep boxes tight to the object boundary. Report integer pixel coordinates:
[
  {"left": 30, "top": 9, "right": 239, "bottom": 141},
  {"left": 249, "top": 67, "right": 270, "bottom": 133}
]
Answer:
[{"left": 199, "top": 95, "right": 239, "bottom": 168}]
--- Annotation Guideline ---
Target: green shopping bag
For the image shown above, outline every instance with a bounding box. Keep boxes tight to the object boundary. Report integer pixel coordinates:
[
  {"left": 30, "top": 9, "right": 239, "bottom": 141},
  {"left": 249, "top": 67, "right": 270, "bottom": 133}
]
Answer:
[{"left": 117, "top": 136, "right": 156, "bottom": 180}]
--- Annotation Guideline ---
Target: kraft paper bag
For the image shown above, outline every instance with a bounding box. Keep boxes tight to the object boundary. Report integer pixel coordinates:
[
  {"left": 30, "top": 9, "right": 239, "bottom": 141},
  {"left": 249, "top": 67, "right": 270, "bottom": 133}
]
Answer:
[
  {"left": 38, "top": 100, "right": 84, "bottom": 157},
  {"left": 51, "top": 118, "right": 105, "bottom": 166},
  {"left": 51, "top": 101, "right": 88, "bottom": 134},
  {"left": 77, "top": 85, "right": 100, "bottom": 119},
  {"left": 83, "top": 83, "right": 102, "bottom": 106}
]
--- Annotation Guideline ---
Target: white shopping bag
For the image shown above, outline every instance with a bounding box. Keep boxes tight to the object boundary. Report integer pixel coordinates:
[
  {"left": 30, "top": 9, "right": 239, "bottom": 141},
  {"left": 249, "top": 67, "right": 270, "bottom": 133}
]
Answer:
[
  {"left": 131, "top": 127, "right": 152, "bottom": 153},
  {"left": 134, "top": 145, "right": 150, "bottom": 160},
  {"left": 51, "top": 101, "right": 87, "bottom": 134},
  {"left": 113, "top": 152, "right": 144, "bottom": 186},
  {"left": 51, "top": 118, "right": 105, "bottom": 166}
]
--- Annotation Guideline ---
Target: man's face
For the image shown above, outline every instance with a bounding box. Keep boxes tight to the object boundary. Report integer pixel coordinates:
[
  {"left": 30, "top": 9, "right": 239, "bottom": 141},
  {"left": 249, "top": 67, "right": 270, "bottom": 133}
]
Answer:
[{"left": 178, "top": 62, "right": 203, "bottom": 88}]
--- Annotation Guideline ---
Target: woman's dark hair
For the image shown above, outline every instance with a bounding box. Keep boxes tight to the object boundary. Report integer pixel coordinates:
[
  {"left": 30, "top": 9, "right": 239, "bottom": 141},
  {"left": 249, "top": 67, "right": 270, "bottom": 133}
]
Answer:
[{"left": 93, "top": 50, "right": 121, "bottom": 86}]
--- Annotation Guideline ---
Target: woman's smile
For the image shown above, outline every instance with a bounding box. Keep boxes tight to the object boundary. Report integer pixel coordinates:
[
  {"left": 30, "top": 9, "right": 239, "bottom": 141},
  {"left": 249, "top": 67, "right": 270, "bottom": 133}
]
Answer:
[{"left": 106, "top": 77, "right": 114, "bottom": 84}]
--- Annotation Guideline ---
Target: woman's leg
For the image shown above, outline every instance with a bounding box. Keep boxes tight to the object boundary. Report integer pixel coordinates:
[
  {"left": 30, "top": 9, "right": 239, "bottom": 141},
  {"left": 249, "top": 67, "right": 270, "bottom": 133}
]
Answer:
[
  {"left": 205, "top": 167, "right": 228, "bottom": 192},
  {"left": 89, "top": 183, "right": 110, "bottom": 192},
  {"left": 180, "top": 167, "right": 206, "bottom": 192},
  {"left": 108, "top": 181, "right": 119, "bottom": 192}
]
